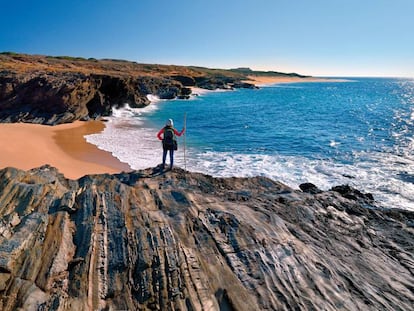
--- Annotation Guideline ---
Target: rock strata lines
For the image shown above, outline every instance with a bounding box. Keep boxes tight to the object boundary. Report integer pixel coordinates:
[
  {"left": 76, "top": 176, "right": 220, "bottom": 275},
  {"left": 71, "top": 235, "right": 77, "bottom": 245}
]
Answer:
[{"left": 0, "top": 165, "right": 413, "bottom": 310}]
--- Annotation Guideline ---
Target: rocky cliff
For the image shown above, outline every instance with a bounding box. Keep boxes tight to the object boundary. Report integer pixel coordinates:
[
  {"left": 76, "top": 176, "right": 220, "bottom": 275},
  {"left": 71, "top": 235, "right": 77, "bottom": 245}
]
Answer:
[
  {"left": 0, "top": 53, "right": 258, "bottom": 125},
  {"left": 0, "top": 165, "right": 413, "bottom": 310}
]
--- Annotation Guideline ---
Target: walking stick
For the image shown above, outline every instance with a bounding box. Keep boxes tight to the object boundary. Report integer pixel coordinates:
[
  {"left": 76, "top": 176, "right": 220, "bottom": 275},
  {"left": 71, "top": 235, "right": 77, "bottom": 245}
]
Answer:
[{"left": 183, "top": 113, "right": 187, "bottom": 171}]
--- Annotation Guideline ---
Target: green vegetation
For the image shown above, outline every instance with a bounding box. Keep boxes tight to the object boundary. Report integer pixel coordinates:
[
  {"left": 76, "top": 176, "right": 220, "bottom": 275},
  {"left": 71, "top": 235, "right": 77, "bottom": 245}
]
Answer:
[
  {"left": 47, "top": 55, "right": 88, "bottom": 61},
  {"left": 101, "top": 58, "right": 131, "bottom": 63},
  {"left": 0, "top": 51, "right": 20, "bottom": 56}
]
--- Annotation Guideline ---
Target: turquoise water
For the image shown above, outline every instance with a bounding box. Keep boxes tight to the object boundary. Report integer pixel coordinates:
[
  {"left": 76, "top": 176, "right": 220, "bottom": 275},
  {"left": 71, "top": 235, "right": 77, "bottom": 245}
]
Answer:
[{"left": 86, "top": 78, "right": 414, "bottom": 210}]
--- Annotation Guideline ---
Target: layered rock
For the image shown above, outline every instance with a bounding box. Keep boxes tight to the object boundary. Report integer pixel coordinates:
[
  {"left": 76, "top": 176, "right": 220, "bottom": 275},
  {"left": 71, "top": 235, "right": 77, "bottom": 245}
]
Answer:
[{"left": 0, "top": 166, "right": 413, "bottom": 310}]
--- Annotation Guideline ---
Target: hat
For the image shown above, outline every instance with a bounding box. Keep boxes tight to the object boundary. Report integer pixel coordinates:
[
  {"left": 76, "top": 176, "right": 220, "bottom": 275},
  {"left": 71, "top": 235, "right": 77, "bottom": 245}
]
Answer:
[{"left": 166, "top": 119, "right": 173, "bottom": 126}]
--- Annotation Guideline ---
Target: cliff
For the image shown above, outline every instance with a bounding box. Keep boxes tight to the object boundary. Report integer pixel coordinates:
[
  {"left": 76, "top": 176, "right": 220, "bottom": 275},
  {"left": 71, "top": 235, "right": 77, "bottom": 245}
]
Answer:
[
  {"left": 0, "top": 53, "right": 259, "bottom": 125},
  {"left": 0, "top": 165, "right": 413, "bottom": 310}
]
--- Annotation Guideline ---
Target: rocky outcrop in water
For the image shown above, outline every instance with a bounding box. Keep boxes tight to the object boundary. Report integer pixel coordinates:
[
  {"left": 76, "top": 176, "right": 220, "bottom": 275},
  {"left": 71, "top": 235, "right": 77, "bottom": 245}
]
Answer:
[{"left": 0, "top": 165, "right": 413, "bottom": 310}]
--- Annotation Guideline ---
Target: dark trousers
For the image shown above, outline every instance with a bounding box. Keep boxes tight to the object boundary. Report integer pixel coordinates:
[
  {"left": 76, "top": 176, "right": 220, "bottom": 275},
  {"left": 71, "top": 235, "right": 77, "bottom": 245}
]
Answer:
[{"left": 162, "top": 149, "right": 174, "bottom": 168}]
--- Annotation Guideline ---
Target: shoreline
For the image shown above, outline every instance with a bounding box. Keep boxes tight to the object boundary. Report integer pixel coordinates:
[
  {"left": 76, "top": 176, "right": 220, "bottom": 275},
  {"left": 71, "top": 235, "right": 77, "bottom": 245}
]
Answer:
[
  {"left": 243, "top": 75, "right": 349, "bottom": 86},
  {"left": 0, "top": 76, "right": 351, "bottom": 180},
  {"left": 0, "top": 121, "right": 132, "bottom": 179}
]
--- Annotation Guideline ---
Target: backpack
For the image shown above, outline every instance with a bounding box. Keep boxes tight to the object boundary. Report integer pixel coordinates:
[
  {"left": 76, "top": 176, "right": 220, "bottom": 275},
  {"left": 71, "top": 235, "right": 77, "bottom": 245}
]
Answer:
[{"left": 163, "top": 126, "right": 177, "bottom": 150}]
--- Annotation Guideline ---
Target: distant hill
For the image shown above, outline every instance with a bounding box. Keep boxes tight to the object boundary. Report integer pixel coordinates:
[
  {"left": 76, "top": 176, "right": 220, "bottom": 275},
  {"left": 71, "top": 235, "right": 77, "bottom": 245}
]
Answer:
[{"left": 0, "top": 52, "right": 308, "bottom": 79}]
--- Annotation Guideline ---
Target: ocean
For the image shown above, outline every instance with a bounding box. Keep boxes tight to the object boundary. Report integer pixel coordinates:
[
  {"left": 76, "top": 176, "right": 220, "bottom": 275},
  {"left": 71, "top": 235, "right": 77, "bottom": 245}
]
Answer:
[{"left": 85, "top": 78, "right": 414, "bottom": 210}]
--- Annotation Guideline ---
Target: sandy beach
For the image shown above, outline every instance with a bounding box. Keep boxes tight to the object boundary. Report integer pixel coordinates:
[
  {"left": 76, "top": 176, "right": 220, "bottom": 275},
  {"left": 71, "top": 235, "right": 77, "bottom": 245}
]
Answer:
[
  {"left": 0, "top": 121, "right": 131, "bottom": 179},
  {"left": 244, "top": 75, "right": 346, "bottom": 86}
]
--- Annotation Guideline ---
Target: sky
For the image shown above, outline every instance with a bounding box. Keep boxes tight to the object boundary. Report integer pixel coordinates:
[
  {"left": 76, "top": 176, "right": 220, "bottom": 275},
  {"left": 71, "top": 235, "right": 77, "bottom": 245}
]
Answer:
[{"left": 0, "top": 0, "right": 413, "bottom": 77}]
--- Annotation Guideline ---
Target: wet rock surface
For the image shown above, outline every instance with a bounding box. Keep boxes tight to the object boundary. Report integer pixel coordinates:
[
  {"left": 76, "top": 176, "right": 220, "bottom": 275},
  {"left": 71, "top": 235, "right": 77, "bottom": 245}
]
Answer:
[{"left": 0, "top": 165, "right": 413, "bottom": 310}]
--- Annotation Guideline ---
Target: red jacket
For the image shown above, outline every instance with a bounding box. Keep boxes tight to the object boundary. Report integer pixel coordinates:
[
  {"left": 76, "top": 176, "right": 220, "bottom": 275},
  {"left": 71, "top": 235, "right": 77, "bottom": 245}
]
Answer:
[{"left": 157, "top": 126, "right": 185, "bottom": 141}]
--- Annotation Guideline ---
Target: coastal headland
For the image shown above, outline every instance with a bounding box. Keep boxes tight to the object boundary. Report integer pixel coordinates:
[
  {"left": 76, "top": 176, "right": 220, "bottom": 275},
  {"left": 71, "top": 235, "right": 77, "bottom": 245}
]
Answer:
[
  {"left": 0, "top": 53, "right": 413, "bottom": 310},
  {"left": 0, "top": 53, "right": 309, "bottom": 125}
]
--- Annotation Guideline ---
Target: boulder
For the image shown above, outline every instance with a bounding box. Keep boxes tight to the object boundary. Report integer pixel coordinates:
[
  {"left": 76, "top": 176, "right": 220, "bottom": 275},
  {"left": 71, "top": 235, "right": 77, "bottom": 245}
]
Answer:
[{"left": 299, "top": 182, "right": 322, "bottom": 194}]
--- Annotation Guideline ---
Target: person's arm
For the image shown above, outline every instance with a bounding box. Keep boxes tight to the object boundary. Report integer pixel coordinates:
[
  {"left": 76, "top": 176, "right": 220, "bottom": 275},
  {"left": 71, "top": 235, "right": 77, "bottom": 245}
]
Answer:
[
  {"left": 157, "top": 128, "right": 164, "bottom": 140},
  {"left": 174, "top": 127, "right": 185, "bottom": 137}
]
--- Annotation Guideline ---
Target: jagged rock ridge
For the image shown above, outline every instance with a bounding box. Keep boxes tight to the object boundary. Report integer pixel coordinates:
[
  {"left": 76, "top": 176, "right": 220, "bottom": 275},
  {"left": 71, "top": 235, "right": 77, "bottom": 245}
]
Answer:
[{"left": 0, "top": 165, "right": 413, "bottom": 310}]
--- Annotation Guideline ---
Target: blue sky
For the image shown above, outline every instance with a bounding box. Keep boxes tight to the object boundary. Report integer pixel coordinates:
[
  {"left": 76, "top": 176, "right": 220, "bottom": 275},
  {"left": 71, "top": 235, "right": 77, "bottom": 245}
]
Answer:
[{"left": 1, "top": 0, "right": 413, "bottom": 77}]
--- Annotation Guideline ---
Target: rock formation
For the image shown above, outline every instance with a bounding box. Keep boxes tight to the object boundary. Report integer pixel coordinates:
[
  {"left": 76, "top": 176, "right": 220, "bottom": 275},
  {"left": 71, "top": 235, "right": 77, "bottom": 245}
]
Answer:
[
  {"left": 0, "top": 53, "right": 257, "bottom": 125},
  {"left": 0, "top": 165, "right": 413, "bottom": 310},
  {"left": 0, "top": 73, "right": 191, "bottom": 124}
]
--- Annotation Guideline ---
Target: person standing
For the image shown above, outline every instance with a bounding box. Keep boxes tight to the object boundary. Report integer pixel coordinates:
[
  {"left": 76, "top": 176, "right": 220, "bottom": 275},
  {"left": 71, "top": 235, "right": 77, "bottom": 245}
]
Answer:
[{"left": 157, "top": 119, "right": 185, "bottom": 169}]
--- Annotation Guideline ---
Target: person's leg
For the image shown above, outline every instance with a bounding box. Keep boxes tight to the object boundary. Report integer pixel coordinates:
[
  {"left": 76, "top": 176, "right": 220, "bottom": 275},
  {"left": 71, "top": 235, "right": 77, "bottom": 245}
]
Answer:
[
  {"left": 169, "top": 149, "right": 174, "bottom": 169},
  {"left": 162, "top": 149, "right": 168, "bottom": 167}
]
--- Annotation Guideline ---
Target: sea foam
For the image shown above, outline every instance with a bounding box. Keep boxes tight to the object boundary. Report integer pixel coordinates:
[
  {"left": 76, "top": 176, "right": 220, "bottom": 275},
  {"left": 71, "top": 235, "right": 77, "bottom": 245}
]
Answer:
[{"left": 87, "top": 108, "right": 414, "bottom": 210}]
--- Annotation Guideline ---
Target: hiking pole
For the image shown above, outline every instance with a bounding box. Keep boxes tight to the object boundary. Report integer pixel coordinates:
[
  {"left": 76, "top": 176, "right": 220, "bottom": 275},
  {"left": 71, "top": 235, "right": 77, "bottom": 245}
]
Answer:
[{"left": 183, "top": 112, "right": 187, "bottom": 171}]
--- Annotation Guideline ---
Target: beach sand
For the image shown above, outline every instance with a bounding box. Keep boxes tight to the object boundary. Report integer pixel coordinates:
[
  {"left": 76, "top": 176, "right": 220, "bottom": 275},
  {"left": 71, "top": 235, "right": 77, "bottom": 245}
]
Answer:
[
  {"left": 0, "top": 121, "right": 132, "bottom": 179},
  {"left": 244, "top": 75, "right": 344, "bottom": 86}
]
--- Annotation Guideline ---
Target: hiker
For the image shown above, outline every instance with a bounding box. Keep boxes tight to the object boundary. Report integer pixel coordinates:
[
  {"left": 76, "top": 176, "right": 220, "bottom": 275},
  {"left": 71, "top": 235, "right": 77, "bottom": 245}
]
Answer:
[{"left": 157, "top": 119, "right": 185, "bottom": 169}]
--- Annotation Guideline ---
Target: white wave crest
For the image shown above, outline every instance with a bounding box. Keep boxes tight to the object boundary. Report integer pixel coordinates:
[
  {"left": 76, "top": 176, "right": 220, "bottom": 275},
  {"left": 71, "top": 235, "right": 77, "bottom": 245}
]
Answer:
[{"left": 85, "top": 103, "right": 414, "bottom": 211}]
